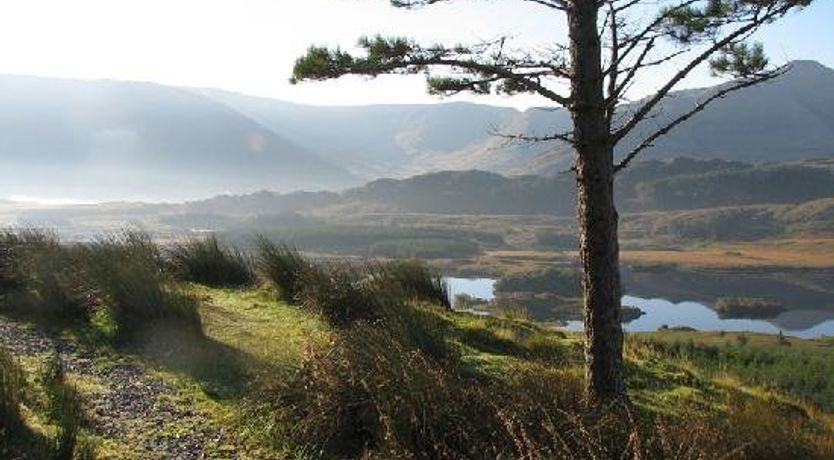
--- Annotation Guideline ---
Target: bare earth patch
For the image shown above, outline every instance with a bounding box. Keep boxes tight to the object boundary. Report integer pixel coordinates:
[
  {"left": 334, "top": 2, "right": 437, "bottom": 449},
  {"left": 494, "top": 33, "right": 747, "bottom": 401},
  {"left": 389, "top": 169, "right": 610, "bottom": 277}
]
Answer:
[{"left": 0, "top": 317, "right": 242, "bottom": 460}]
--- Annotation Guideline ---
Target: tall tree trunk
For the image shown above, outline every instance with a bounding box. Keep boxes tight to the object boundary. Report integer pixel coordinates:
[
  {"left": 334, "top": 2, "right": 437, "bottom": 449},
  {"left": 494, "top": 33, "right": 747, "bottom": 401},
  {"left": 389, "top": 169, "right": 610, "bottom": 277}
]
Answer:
[{"left": 568, "top": 0, "right": 628, "bottom": 404}]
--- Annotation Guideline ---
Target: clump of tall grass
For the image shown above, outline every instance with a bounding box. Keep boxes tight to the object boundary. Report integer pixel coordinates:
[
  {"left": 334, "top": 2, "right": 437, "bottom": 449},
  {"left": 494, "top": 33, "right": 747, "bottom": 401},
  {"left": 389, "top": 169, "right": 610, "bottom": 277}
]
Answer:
[
  {"left": 0, "top": 228, "right": 59, "bottom": 288},
  {"left": 40, "top": 355, "right": 97, "bottom": 460},
  {"left": 77, "top": 231, "right": 201, "bottom": 343},
  {"left": 297, "top": 262, "right": 381, "bottom": 328},
  {"left": 256, "top": 238, "right": 451, "bottom": 324},
  {"left": 0, "top": 346, "right": 26, "bottom": 451},
  {"left": 0, "top": 230, "right": 201, "bottom": 342},
  {"left": 368, "top": 259, "right": 450, "bottom": 310},
  {"left": 260, "top": 321, "right": 774, "bottom": 460},
  {"left": 0, "top": 229, "right": 92, "bottom": 321},
  {"left": 256, "top": 237, "right": 311, "bottom": 302},
  {"left": 267, "top": 327, "right": 834, "bottom": 460},
  {"left": 167, "top": 234, "right": 253, "bottom": 288},
  {"left": 254, "top": 323, "right": 490, "bottom": 459},
  {"left": 1, "top": 228, "right": 202, "bottom": 343}
]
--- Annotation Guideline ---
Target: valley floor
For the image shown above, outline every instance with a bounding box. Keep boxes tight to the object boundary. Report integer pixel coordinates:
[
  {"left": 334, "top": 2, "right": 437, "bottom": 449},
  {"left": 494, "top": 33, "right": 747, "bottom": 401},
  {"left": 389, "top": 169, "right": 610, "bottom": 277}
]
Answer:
[{"left": 457, "top": 237, "right": 834, "bottom": 275}]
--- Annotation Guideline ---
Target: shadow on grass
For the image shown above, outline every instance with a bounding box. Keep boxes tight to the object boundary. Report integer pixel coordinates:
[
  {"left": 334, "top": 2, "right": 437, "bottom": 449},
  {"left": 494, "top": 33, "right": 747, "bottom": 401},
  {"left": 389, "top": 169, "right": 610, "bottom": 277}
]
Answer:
[
  {"left": 1, "top": 302, "right": 253, "bottom": 401},
  {"left": 449, "top": 315, "right": 577, "bottom": 365},
  {"left": 135, "top": 324, "right": 253, "bottom": 399},
  {"left": 4, "top": 424, "right": 54, "bottom": 460}
]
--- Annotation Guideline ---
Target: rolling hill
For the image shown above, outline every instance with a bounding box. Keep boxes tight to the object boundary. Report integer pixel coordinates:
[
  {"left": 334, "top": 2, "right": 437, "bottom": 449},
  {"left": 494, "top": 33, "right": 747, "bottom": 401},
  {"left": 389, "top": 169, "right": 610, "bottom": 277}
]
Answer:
[{"left": 0, "top": 76, "right": 355, "bottom": 202}]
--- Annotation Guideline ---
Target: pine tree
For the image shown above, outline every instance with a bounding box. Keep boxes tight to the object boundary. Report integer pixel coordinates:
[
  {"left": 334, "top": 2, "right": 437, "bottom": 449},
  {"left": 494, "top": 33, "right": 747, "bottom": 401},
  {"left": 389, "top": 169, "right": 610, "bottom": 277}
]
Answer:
[{"left": 292, "top": 0, "right": 812, "bottom": 404}]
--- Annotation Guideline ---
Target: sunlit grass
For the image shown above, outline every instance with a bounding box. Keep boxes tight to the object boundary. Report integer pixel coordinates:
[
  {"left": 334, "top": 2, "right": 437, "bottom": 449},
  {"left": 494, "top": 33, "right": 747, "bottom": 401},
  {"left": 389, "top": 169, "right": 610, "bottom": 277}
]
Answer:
[{"left": 189, "top": 284, "right": 328, "bottom": 366}]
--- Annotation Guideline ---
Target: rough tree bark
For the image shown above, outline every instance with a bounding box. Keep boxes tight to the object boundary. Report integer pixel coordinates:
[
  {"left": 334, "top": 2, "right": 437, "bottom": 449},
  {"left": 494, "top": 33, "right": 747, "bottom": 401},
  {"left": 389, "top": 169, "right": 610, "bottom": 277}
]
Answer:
[{"left": 569, "top": 0, "right": 627, "bottom": 404}]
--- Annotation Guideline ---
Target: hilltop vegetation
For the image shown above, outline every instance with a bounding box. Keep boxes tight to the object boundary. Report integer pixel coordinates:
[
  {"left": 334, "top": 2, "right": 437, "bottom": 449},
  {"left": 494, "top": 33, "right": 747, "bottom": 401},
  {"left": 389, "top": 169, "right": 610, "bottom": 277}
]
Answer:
[
  {"left": 11, "top": 158, "right": 834, "bottom": 254},
  {"left": 2, "top": 230, "right": 834, "bottom": 459},
  {"left": 172, "top": 158, "right": 834, "bottom": 218}
]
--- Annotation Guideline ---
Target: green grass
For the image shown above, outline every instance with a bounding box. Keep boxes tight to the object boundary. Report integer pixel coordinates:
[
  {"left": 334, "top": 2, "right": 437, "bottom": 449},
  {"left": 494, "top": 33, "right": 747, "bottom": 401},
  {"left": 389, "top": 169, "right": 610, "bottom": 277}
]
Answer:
[
  {"left": 0, "top": 346, "right": 27, "bottom": 452},
  {"left": 190, "top": 284, "right": 326, "bottom": 367},
  {"left": 636, "top": 330, "right": 834, "bottom": 411},
  {"left": 0, "top": 347, "right": 96, "bottom": 459},
  {"left": 167, "top": 235, "right": 253, "bottom": 288},
  {"left": 8, "top": 281, "right": 834, "bottom": 459},
  {"left": 3, "top": 234, "right": 834, "bottom": 458}
]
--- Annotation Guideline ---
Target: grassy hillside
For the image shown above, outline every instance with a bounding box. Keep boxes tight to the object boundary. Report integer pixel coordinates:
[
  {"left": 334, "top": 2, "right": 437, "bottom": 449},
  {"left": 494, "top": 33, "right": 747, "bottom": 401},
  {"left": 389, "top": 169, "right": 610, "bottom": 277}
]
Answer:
[{"left": 2, "top": 231, "right": 834, "bottom": 459}]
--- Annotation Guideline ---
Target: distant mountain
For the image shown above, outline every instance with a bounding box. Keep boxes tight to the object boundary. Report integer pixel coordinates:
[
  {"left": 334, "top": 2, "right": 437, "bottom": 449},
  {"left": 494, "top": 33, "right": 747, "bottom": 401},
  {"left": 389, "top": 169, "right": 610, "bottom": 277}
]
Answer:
[
  {"left": 203, "top": 60, "right": 834, "bottom": 177},
  {"left": 3, "top": 61, "right": 833, "bottom": 202},
  {"left": 0, "top": 76, "right": 355, "bottom": 202},
  {"left": 527, "top": 60, "right": 834, "bottom": 175},
  {"left": 195, "top": 92, "right": 527, "bottom": 179}
]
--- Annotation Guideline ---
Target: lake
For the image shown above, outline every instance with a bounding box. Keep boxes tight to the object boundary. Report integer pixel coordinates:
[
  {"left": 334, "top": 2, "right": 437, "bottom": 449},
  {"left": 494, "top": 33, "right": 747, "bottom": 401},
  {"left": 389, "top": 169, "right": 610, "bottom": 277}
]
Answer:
[
  {"left": 447, "top": 277, "right": 496, "bottom": 302},
  {"left": 445, "top": 277, "right": 834, "bottom": 339}
]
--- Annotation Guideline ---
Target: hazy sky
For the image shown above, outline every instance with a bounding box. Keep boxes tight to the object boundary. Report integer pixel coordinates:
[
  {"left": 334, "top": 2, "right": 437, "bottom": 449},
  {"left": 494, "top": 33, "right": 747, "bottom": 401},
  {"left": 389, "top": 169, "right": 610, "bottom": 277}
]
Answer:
[{"left": 0, "top": 0, "right": 830, "bottom": 109}]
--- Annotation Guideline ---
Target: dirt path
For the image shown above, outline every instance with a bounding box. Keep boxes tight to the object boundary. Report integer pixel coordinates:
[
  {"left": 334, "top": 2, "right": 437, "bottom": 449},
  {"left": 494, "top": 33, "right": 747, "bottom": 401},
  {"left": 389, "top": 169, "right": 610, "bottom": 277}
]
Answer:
[{"left": 0, "top": 317, "right": 241, "bottom": 460}]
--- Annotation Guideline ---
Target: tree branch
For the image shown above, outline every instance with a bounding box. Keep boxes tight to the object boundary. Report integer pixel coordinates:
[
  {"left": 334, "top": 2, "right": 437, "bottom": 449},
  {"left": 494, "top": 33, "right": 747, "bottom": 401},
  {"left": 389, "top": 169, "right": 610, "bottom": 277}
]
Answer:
[
  {"left": 293, "top": 38, "right": 573, "bottom": 106},
  {"left": 608, "top": 0, "right": 699, "bottom": 70},
  {"left": 611, "top": 5, "right": 789, "bottom": 145},
  {"left": 614, "top": 67, "right": 787, "bottom": 173},
  {"left": 490, "top": 130, "right": 575, "bottom": 145},
  {"left": 605, "top": 1, "right": 620, "bottom": 126},
  {"left": 392, "top": 0, "right": 568, "bottom": 11}
]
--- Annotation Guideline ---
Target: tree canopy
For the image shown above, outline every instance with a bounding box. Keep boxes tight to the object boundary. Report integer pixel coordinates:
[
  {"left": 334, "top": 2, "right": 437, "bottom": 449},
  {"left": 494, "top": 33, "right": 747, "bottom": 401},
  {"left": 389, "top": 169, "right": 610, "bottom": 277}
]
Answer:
[{"left": 293, "top": 0, "right": 811, "bottom": 170}]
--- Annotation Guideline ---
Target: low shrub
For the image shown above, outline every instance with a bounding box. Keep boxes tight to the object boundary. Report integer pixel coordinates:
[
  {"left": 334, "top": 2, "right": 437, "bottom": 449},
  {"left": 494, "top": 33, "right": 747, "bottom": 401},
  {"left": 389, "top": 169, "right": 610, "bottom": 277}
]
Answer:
[
  {"left": 256, "top": 237, "right": 311, "bottom": 302},
  {"left": 167, "top": 235, "right": 253, "bottom": 287}
]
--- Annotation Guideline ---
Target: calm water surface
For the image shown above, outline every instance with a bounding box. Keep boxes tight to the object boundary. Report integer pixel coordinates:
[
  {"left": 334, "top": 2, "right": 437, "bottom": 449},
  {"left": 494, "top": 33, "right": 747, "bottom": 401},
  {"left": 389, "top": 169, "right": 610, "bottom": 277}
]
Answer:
[
  {"left": 446, "top": 277, "right": 496, "bottom": 302},
  {"left": 445, "top": 277, "right": 834, "bottom": 339}
]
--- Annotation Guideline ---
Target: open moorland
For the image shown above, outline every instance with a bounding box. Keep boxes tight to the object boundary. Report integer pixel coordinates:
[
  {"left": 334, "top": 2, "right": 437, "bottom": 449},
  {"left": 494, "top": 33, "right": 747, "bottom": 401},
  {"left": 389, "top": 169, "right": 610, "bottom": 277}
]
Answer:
[{"left": 2, "top": 230, "right": 834, "bottom": 459}]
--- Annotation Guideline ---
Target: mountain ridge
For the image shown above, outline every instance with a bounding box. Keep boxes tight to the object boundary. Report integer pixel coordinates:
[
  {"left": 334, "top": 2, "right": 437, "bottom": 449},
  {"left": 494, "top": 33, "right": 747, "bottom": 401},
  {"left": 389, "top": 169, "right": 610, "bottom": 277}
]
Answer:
[
  {"left": 0, "top": 75, "right": 356, "bottom": 202},
  {"left": 2, "top": 60, "right": 833, "bottom": 201},
  {"left": 199, "top": 60, "right": 834, "bottom": 177}
]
